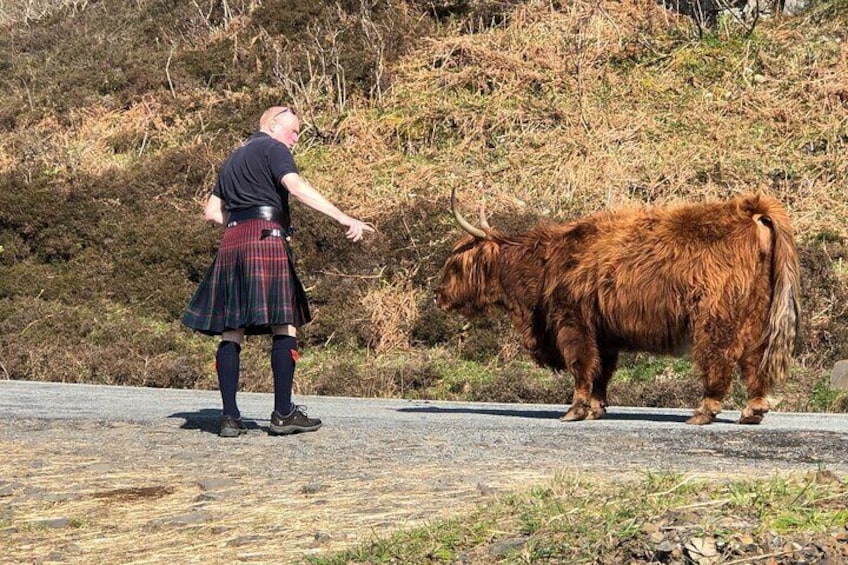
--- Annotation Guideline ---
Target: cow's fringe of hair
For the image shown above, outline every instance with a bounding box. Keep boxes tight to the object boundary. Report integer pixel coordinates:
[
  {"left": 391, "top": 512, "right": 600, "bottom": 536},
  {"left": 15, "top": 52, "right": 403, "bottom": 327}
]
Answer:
[{"left": 757, "top": 197, "right": 801, "bottom": 386}]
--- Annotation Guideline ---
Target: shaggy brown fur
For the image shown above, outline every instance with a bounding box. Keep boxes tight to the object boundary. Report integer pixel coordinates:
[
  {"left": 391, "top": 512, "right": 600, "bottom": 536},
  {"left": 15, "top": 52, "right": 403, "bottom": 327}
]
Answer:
[{"left": 436, "top": 192, "right": 801, "bottom": 425}]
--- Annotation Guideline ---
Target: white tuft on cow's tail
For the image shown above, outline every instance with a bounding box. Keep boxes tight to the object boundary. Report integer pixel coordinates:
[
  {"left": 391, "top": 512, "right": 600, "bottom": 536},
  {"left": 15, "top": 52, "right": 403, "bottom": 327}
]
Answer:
[{"left": 755, "top": 196, "right": 801, "bottom": 387}]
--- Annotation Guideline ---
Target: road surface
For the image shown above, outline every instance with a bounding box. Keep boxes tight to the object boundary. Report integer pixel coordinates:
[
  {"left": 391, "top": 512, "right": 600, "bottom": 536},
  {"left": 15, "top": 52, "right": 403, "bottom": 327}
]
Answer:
[{"left": 1, "top": 380, "right": 846, "bottom": 563}]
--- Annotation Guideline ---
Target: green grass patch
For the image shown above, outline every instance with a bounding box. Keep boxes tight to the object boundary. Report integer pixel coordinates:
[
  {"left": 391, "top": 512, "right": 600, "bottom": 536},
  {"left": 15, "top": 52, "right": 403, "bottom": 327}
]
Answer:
[
  {"left": 809, "top": 378, "right": 842, "bottom": 411},
  {"left": 617, "top": 355, "right": 694, "bottom": 383},
  {"left": 304, "top": 472, "right": 848, "bottom": 564}
]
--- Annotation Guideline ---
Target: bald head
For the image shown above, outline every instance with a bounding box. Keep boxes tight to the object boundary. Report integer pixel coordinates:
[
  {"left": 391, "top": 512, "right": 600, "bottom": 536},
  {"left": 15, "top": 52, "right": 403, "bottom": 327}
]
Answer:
[
  {"left": 260, "top": 106, "right": 300, "bottom": 148},
  {"left": 260, "top": 106, "right": 289, "bottom": 130}
]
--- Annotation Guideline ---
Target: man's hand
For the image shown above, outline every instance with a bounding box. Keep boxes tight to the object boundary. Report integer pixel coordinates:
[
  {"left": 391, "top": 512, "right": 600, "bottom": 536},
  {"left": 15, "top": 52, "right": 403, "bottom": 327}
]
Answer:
[
  {"left": 204, "top": 194, "right": 227, "bottom": 225},
  {"left": 345, "top": 219, "right": 376, "bottom": 242}
]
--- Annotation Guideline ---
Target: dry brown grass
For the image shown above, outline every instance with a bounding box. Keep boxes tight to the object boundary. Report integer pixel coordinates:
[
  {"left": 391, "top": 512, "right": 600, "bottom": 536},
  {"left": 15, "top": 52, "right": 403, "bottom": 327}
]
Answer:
[
  {"left": 0, "top": 419, "right": 551, "bottom": 564},
  {"left": 0, "top": 0, "right": 85, "bottom": 25},
  {"left": 3, "top": 0, "right": 846, "bottom": 229},
  {"left": 300, "top": 0, "right": 847, "bottom": 234},
  {"left": 360, "top": 274, "right": 423, "bottom": 353},
  {"left": 4, "top": 1, "right": 846, "bottom": 226}
]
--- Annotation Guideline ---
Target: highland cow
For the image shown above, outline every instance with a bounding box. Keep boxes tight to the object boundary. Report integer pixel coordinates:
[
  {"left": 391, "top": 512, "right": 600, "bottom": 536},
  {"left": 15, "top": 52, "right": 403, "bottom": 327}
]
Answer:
[{"left": 436, "top": 189, "right": 800, "bottom": 425}]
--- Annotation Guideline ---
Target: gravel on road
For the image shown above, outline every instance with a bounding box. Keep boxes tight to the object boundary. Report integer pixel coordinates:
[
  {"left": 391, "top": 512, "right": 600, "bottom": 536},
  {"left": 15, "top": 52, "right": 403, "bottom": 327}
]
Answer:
[{"left": 1, "top": 380, "right": 846, "bottom": 563}]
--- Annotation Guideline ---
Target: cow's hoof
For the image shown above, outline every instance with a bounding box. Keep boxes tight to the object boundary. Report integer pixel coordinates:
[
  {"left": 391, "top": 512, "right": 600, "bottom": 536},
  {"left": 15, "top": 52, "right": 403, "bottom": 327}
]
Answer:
[
  {"left": 737, "top": 408, "right": 764, "bottom": 425},
  {"left": 586, "top": 404, "right": 607, "bottom": 420},
  {"left": 561, "top": 405, "right": 588, "bottom": 421},
  {"left": 686, "top": 412, "right": 715, "bottom": 425}
]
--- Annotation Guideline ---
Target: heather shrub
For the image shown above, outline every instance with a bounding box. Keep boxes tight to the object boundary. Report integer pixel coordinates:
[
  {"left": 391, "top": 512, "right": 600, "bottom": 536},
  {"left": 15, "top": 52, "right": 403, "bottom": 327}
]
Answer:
[{"left": 0, "top": 297, "right": 214, "bottom": 388}]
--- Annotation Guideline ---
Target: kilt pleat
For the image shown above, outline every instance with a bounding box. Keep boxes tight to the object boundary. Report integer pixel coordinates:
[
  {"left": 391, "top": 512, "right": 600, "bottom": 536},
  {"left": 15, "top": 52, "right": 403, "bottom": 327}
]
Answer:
[{"left": 182, "top": 219, "right": 311, "bottom": 335}]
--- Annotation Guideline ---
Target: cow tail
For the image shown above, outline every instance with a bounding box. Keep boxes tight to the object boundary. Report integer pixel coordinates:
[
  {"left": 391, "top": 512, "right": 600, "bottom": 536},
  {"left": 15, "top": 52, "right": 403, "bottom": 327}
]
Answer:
[{"left": 756, "top": 199, "right": 801, "bottom": 386}]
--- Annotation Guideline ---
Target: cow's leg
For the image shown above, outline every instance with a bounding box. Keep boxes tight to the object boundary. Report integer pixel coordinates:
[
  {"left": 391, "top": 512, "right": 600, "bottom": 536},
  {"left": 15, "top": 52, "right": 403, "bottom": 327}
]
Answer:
[
  {"left": 737, "top": 285, "right": 773, "bottom": 424},
  {"left": 557, "top": 323, "right": 599, "bottom": 422},
  {"left": 587, "top": 350, "right": 618, "bottom": 420},
  {"left": 737, "top": 344, "right": 770, "bottom": 425},
  {"left": 688, "top": 318, "right": 743, "bottom": 425},
  {"left": 688, "top": 357, "right": 735, "bottom": 425},
  {"left": 562, "top": 359, "right": 595, "bottom": 422}
]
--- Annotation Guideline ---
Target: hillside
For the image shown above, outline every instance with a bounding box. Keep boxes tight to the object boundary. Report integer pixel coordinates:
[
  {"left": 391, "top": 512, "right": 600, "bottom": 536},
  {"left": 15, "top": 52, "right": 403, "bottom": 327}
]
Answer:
[{"left": 0, "top": 0, "right": 846, "bottom": 412}]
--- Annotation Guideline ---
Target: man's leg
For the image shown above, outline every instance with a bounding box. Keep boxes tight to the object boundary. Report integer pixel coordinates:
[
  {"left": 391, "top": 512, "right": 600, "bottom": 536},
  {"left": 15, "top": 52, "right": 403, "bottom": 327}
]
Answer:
[
  {"left": 270, "top": 324, "right": 298, "bottom": 416},
  {"left": 269, "top": 324, "right": 321, "bottom": 434},
  {"left": 217, "top": 329, "right": 244, "bottom": 418}
]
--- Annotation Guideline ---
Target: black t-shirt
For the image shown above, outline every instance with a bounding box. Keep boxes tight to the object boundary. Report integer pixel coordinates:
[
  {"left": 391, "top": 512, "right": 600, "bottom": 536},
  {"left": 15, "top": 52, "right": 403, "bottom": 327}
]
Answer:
[{"left": 212, "top": 132, "right": 299, "bottom": 222}]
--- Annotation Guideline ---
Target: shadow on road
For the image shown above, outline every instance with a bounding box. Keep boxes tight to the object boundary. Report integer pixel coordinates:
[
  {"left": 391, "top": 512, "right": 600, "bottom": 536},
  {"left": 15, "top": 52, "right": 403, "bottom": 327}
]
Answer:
[
  {"left": 398, "top": 406, "right": 565, "bottom": 419},
  {"left": 167, "top": 409, "right": 263, "bottom": 434},
  {"left": 600, "top": 412, "right": 740, "bottom": 425},
  {"left": 397, "top": 406, "right": 700, "bottom": 423}
]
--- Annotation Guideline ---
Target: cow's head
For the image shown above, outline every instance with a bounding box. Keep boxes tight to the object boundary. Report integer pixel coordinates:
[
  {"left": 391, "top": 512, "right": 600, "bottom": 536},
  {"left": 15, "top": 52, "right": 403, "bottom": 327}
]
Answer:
[{"left": 435, "top": 189, "right": 505, "bottom": 317}]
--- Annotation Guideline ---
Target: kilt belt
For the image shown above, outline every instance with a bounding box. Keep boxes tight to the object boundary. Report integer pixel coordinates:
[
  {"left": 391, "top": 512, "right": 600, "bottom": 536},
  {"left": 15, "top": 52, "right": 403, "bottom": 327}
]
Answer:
[{"left": 227, "top": 206, "right": 283, "bottom": 227}]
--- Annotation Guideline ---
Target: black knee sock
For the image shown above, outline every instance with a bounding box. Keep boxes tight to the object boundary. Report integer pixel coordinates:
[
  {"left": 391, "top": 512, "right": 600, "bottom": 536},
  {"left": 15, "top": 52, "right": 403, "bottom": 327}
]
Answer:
[
  {"left": 216, "top": 341, "right": 241, "bottom": 418},
  {"left": 271, "top": 335, "right": 298, "bottom": 416}
]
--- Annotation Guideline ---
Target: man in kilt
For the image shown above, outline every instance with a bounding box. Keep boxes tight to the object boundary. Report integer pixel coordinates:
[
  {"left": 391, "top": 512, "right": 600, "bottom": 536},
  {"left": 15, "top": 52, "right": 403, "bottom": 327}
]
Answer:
[{"left": 183, "top": 106, "right": 374, "bottom": 437}]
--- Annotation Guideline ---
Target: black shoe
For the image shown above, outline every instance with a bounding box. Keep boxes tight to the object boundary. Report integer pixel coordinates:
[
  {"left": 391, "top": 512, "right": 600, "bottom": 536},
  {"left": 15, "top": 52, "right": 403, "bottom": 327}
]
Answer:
[
  {"left": 219, "top": 415, "right": 248, "bottom": 438},
  {"left": 269, "top": 406, "right": 322, "bottom": 435}
]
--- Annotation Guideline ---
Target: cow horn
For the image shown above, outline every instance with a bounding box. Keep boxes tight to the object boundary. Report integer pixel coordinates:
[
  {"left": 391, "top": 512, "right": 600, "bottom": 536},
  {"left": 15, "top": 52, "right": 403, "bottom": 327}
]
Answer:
[
  {"left": 479, "top": 205, "right": 491, "bottom": 229},
  {"left": 451, "top": 188, "right": 487, "bottom": 239}
]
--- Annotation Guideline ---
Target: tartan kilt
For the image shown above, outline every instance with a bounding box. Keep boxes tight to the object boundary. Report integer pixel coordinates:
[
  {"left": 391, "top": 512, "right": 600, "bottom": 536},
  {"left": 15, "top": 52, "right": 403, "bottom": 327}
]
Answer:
[{"left": 182, "top": 219, "right": 312, "bottom": 336}]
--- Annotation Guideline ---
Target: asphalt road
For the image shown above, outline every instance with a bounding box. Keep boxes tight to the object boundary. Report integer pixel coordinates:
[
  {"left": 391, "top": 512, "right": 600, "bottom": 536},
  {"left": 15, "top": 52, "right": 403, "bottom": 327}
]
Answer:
[
  {"left": 2, "top": 379, "right": 847, "bottom": 475},
  {"left": 2, "top": 379, "right": 847, "bottom": 562}
]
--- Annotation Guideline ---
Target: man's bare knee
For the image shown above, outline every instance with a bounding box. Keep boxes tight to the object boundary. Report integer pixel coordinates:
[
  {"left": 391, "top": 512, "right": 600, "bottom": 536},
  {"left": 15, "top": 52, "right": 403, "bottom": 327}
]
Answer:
[
  {"left": 272, "top": 324, "right": 297, "bottom": 337},
  {"left": 222, "top": 329, "right": 245, "bottom": 344}
]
